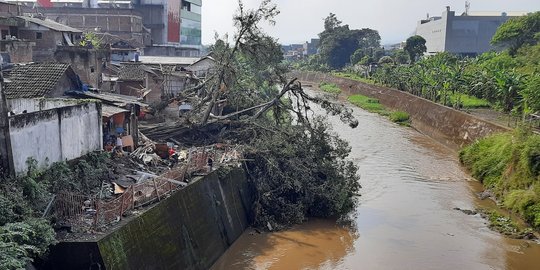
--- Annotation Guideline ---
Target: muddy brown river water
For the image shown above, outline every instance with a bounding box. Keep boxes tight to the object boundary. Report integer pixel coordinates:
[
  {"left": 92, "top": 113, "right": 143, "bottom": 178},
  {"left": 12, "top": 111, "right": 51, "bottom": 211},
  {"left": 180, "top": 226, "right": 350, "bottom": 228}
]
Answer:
[{"left": 211, "top": 90, "right": 540, "bottom": 270}]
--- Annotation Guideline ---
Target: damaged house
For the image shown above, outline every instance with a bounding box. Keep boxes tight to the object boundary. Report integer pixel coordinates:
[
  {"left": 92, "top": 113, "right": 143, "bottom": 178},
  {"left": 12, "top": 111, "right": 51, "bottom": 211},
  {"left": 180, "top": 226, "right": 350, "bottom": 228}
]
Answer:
[
  {"left": 16, "top": 15, "right": 83, "bottom": 62},
  {"left": 108, "top": 62, "right": 198, "bottom": 104},
  {"left": 67, "top": 90, "right": 146, "bottom": 152},
  {"left": 0, "top": 63, "right": 102, "bottom": 175}
]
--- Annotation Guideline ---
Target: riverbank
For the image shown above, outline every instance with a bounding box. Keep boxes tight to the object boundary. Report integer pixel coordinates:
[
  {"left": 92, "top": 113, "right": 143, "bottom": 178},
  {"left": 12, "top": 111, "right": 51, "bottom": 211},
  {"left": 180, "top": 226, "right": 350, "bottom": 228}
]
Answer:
[
  {"left": 460, "top": 129, "right": 540, "bottom": 231},
  {"left": 292, "top": 71, "right": 510, "bottom": 150},
  {"left": 295, "top": 72, "right": 540, "bottom": 238},
  {"left": 211, "top": 85, "right": 540, "bottom": 270}
]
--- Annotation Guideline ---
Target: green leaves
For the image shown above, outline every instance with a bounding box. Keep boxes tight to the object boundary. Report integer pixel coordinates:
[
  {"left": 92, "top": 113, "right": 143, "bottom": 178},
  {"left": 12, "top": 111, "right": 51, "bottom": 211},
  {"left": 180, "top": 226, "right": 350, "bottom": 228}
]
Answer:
[
  {"left": 404, "top": 35, "right": 427, "bottom": 63},
  {"left": 245, "top": 117, "right": 360, "bottom": 229},
  {"left": 319, "top": 14, "right": 381, "bottom": 69},
  {"left": 0, "top": 218, "right": 57, "bottom": 270},
  {"left": 492, "top": 12, "right": 540, "bottom": 54}
]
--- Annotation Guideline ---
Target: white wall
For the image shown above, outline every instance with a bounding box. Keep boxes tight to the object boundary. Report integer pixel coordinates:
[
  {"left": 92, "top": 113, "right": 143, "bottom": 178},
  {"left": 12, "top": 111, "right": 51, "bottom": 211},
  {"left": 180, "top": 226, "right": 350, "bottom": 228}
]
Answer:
[
  {"left": 7, "top": 98, "right": 82, "bottom": 114},
  {"left": 415, "top": 14, "right": 448, "bottom": 54},
  {"left": 8, "top": 102, "right": 102, "bottom": 175}
]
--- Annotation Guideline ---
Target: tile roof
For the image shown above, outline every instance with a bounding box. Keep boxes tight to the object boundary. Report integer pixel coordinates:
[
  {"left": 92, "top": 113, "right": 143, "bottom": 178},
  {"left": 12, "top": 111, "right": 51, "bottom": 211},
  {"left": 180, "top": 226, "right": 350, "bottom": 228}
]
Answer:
[
  {"left": 17, "top": 16, "right": 83, "bottom": 33},
  {"left": 4, "top": 63, "right": 73, "bottom": 99},
  {"left": 118, "top": 63, "right": 146, "bottom": 81}
]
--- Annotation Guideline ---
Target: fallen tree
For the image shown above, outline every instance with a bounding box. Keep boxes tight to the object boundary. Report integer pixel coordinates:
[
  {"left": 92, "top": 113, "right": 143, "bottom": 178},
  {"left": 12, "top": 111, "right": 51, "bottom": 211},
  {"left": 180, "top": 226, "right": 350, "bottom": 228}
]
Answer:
[{"left": 144, "top": 0, "right": 361, "bottom": 229}]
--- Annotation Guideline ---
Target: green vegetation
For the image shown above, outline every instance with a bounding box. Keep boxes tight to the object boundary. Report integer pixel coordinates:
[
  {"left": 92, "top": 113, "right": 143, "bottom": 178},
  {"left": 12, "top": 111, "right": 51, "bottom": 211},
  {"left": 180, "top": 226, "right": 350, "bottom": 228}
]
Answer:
[
  {"left": 448, "top": 93, "right": 490, "bottom": 109},
  {"left": 0, "top": 152, "right": 111, "bottom": 268},
  {"left": 491, "top": 12, "right": 540, "bottom": 55},
  {"left": 318, "top": 13, "right": 381, "bottom": 69},
  {"left": 460, "top": 129, "right": 540, "bottom": 229},
  {"left": 79, "top": 32, "right": 102, "bottom": 49},
  {"left": 404, "top": 35, "right": 427, "bottom": 63},
  {"left": 347, "top": 95, "right": 410, "bottom": 125},
  {"left": 389, "top": 111, "right": 410, "bottom": 124},
  {"left": 332, "top": 72, "right": 376, "bottom": 84},
  {"left": 348, "top": 94, "right": 386, "bottom": 113},
  {"left": 478, "top": 209, "right": 533, "bottom": 238},
  {"left": 318, "top": 82, "right": 341, "bottom": 94},
  {"left": 197, "top": 0, "right": 361, "bottom": 230},
  {"left": 372, "top": 12, "right": 540, "bottom": 118}
]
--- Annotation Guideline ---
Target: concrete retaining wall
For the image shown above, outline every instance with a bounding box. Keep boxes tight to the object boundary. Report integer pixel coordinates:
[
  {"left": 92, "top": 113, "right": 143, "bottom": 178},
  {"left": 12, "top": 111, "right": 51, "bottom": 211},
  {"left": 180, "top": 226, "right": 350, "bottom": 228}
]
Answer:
[
  {"left": 8, "top": 102, "right": 102, "bottom": 174},
  {"left": 44, "top": 168, "right": 254, "bottom": 270},
  {"left": 291, "top": 71, "right": 511, "bottom": 149}
]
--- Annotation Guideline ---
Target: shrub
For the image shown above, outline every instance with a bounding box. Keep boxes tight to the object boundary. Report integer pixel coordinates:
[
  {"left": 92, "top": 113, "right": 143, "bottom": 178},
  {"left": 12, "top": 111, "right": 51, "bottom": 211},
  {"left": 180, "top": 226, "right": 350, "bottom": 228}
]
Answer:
[
  {"left": 389, "top": 111, "right": 410, "bottom": 123},
  {"left": 348, "top": 95, "right": 386, "bottom": 113},
  {"left": 318, "top": 82, "right": 341, "bottom": 94},
  {"left": 460, "top": 128, "right": 540, "bottom": 229}
]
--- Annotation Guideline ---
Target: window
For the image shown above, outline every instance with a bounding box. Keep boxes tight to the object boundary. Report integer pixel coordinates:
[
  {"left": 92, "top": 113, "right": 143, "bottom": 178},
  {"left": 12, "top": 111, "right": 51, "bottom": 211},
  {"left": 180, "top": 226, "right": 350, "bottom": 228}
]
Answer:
[
  {"left": 36, "top": 32, "right": 43, "bottom": 39},
  {"left": 182, "top": 0, "right": 191, "bottom": 11}
]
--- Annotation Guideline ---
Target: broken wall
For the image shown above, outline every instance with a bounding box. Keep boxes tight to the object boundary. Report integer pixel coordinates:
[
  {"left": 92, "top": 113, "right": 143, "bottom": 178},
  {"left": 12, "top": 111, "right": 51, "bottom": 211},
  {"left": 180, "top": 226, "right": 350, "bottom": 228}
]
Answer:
[
  {"left": 43, "top": 168, "right": 254, "bottom": 270},
  {"left": 8, "top": 102, "right": 102, "bottom": 174},
  {"left": 0, "top": 40, "right": 35, "bottom": 63},
  {"left": 54, "top": 47, "right": 109, "bottom": 88}
]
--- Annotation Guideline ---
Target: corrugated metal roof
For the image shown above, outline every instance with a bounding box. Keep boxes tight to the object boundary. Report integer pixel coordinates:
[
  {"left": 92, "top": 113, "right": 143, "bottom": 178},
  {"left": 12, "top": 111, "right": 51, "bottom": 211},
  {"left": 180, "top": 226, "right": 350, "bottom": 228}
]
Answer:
[
  {"left": 102, "top": 104, "right": 129, "bottom": 118},
  {"left": 78, "top": 91, "right": 148, "bottom": 107},
  {"left": 18, "top": 16, "right": 83, "bottom": 33},
  {"left": 139, "top": 56, "right": 200, "bottom": 66}
]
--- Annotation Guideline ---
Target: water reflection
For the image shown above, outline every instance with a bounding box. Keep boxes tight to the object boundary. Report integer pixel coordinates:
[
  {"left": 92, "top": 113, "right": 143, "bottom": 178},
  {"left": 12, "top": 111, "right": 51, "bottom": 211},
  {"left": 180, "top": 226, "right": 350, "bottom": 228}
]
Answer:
[{"left": 210, "top": 219, "right": 357, "bottom": 270}]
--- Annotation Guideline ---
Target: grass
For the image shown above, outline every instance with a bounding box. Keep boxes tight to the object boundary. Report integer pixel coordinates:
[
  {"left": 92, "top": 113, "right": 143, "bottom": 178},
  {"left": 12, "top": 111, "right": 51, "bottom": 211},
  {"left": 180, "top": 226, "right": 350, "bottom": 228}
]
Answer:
[
  {"left": 348, "top": 94, "right": 411, "bottom": 125},
  {"left": 447, "top": 93, "right": 491, "bottom": 109},
  {"left": 318, "top": 82, "right": 341, "bottom": 94},
  {"left": 329, "top": 73, "right": 491, "bottom": 109},
  {"left": 389, "top": 111, "right": 410, "bottom": 125},
  {"left": 332, "top": 72, "right": 376, "bottom": 84},
  {"left": 348, "top": 94, "right": 387, "bottom": 114},
  {"left": 479, "top": 209, "right": 533, "bottom": 238},
  {"left": 460, "top": 128, "right": 540, "bottom": 229}
]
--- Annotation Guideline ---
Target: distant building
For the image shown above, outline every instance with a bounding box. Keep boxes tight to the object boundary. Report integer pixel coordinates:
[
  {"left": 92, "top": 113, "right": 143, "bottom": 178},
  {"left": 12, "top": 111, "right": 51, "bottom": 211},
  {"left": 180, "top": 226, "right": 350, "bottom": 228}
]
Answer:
[
  {"left": 7, "top": 0, "right": 202, "bottom": 56},
  {"left": 303, "top": 38, "right": 319, "bottom": 56},
  {"left": 135, "top": 0, "right": 202, "bottom": 57},
  {"left": 415, "top": 6, "right": 528, "bottom": 57},
  {"left": 16, "top": 15, "right": 83, "bottom": 61}
]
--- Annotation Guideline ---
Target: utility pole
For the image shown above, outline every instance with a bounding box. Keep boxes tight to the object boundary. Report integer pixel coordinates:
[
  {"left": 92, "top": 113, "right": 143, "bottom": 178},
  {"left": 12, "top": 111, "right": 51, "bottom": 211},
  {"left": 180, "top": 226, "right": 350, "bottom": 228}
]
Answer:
[{"left": 0, "top": 60, "right": 14, "bottom": 177}]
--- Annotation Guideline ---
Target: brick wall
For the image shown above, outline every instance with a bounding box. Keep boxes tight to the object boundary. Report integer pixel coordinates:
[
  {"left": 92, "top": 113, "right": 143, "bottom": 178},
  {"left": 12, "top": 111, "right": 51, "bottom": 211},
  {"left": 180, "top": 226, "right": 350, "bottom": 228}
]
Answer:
[
  {"left": 19, "top": 30, "right": 62, "bottom": 62},
  {"left": 0, "top": 40, "right": 34, "bottom": 63},
  {"left": 54, "top": 47, "right": 110, "bottom": 88},
  {"left": 145, "top": 73, "right": 163, "bottom": 104}
]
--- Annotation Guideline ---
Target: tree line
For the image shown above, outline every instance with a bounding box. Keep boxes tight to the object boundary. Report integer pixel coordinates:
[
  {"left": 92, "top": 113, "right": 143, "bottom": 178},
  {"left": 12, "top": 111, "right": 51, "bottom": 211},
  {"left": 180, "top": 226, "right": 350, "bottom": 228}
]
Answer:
[{"left": 296, "top": 12, "right": 540, "bottom": 118}]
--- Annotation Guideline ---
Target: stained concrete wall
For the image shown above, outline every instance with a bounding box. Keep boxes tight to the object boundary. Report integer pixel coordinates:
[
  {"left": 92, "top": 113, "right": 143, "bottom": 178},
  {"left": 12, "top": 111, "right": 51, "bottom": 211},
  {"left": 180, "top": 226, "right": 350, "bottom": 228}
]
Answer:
[
  {"left": 44, "top": 168, "right": 253, "bottom": 270},
  {"left": 7, "top": 98, "right": 82, "bottom": 113},
  {"left": 8, "top": 102, "right": 102, "bottom": 174},
  {"left": 291, "top": 71, "right": 511, "bottom": 150}
]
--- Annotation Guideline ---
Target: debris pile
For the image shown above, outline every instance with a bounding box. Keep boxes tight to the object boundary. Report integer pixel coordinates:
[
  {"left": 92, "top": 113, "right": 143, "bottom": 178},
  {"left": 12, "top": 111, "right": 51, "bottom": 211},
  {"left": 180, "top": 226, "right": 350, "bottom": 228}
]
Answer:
[{"left": 49, "top": 134, "right": 243, "bottom": 236}]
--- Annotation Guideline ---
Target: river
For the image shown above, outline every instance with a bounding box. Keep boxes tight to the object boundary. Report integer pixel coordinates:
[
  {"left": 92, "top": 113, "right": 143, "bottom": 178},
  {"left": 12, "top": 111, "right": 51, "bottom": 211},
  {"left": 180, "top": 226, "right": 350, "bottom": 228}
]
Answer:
[{"left": 210, "top": 89, "right": 540, "bottom": 270}]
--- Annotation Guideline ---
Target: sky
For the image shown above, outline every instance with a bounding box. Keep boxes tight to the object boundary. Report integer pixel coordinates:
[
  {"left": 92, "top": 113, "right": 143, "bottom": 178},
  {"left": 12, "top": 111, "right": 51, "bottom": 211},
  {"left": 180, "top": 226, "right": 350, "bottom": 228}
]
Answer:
[{"left": 201, "top": 0, "right": 539, "bottom": 46}]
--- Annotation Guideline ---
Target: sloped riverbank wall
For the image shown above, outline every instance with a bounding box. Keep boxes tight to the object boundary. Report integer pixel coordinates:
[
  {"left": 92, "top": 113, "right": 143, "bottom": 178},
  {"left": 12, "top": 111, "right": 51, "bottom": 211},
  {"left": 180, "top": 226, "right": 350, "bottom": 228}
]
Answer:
[
  {"left": 291, "top": 71, "right": 511, "bottom": 149},
  {"left": 43, "top": 168, "right": 253, "bottom": 270}
]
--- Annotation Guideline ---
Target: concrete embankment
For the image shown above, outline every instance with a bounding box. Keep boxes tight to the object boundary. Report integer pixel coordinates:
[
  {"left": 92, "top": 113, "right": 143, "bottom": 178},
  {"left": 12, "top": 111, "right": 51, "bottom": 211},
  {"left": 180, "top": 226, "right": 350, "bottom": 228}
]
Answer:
[
  {"left": 43, "top": 168, "right": 253, "bottom": 270},
  {"left": 291, "top": 71, "right": 511, "bottom": 150}
]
